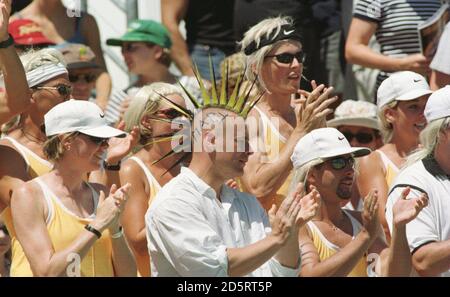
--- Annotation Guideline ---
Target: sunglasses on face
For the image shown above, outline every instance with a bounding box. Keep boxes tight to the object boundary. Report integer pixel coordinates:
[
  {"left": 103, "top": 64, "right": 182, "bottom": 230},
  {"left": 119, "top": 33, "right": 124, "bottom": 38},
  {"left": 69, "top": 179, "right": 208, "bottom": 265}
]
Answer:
[
  {"left": 156, "top": 108, "right": 184, "bottom": 120},
  {"left": 342, "top": 131, "right": 374, "bottom": 144},
  {"left": 121, "top": 43, "right": 153, "bottom": 53},
  {"left": 69, "top": 73, "right": 97, "bottom": 83},
  {"left": 266, "top": 51, "right": 306, "bottom": 64},
  {"left": 35, "top": 84, "right": 73, "bottom": 96},
  {"left": 80, "top": 133, "right": 109, "bottom": 146},
  {"left": 327, "top": 156, "right": 355, "bottom": 170}
]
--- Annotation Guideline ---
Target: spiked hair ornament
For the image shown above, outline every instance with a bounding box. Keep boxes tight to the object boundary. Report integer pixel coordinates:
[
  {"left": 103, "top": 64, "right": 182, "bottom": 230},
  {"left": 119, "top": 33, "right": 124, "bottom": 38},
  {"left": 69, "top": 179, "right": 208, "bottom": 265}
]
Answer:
[{"left": 148, "top": 58, "right": 264, "bottom": 174}]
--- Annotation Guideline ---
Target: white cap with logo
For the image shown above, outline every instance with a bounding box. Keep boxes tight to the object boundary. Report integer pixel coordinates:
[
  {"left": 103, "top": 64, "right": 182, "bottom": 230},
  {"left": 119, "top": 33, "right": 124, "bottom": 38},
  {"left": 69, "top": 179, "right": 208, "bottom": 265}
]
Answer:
[
  {"left": 44, "top": 99, "right": 126, "bottom": 138},
  {"left": 424, "top": 85, "right": 450, "bottom": 123},
  {"left": 377, "top": 71, "right": 432, "bottom": 109},
  {"left": 291, "top": 128, "right": 371, "bottom": 169}
]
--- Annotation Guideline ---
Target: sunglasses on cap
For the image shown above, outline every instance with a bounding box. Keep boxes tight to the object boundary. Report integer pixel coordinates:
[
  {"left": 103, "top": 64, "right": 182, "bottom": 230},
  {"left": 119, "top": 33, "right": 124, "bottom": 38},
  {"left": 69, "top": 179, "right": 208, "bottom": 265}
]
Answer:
[
  {"left": 342, "top": 131, "right": 374, "bottom": 144},
  {"left": 326, "top": 156, "right": 355, "bottom": 170},
  {"left": 69, "top": 73, "right": 97, "bottom": 83},
  {"left": 265, "top": 51, "right": 306, "bottom": 64},
  {"left": 79, "top": 133, "right": 109, "bottom": 146},
  {"left": 35, "top": 84, "right": 73, "bottom": 96}
]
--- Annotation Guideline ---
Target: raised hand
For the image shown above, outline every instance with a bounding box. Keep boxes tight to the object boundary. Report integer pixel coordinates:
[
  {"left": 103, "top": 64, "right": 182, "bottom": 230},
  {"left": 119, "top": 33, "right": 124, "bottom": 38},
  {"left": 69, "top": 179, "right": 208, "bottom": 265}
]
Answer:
[
  {"left": 105, "top": 124, "right": 139, "bottom": 164},
  {"left": 92, "top": 183, "right": 131, "bottom": 232},
  {"left": 225, "top": 178, "right": 238, "bottom": 190},
  {"left": 269, "top": 183, "right": 304, "bottom": 245},
  {"left": 292, "top": 80, "right": 337, "bottom": 134},
  {"left": 0, "top": 0, "right": 11, "bottom": 41},
  {"left": 362, "top": 189, "right": 380, "bottom": 241},
  {"left": 392, "top": 187, "right": 428, "bottom": 227},
  {"left": 296, "top": 185, "right": 321, "bottom": 227}
]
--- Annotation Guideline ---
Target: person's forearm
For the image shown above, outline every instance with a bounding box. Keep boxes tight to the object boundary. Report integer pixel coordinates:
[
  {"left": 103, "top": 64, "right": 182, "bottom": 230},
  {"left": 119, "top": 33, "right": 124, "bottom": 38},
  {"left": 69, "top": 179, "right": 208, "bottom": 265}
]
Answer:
[
  {"left": 346, "top": 44, "right": 402, "bottom": 72},
  {"left": 246, "top": 130, "right": 305, "bottom": 198},
  {"left": 383, "top": 224, "right": 411, "bottom": 276},
  {"left": 301, "top": 231, "right": 372, "bottom": 277},
  {"left": 168, "top": 30, "right": 194, "bottom": 76},
  {"left": 413, "top": 240, "right": 450, "bottom": 276},
  {"left": 227, "top": 234, "right": 283, "bottom": 277},
  {"left": 110, "top": 229, "right": 137, "bottom": 276},
  {"left": 274, "top": 229, "right": 300, "bottom": 269},
  {"left": 31, "top": 231, "right": 99, "bottom": 276},
  {"left": 94, "top": 71, "right": 112, "bottom": 111},
  {"left": 0, "top": 46, "right": 30, "bottom": 119},
  {"left": 123, "top": 227, "right": 148, "bottom": 256}
]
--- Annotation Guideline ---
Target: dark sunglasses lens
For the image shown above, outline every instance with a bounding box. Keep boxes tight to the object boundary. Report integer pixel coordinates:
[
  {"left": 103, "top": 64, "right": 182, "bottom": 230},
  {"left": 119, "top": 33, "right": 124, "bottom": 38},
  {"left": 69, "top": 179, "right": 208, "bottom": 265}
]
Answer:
[
  {"left": 331, "top": 158, "right": 346, "bottom": 170},
  {"left": 57, "top": 85, "right": 71, "bottom": 96},
  {"left": 356, "top": 133, "right": 374, "bottom": 144},
  {"left": 69, "top": 74, "right": 96, "bottom": 83},
  {"left": 276, "top": 53, "right": 294, "bottom": 64},
  {"left": 296, "top": 52, "right": 305, "bottom": 63},
  {"left": 91, "top": 136, "right": 107, "bottom": 145}
]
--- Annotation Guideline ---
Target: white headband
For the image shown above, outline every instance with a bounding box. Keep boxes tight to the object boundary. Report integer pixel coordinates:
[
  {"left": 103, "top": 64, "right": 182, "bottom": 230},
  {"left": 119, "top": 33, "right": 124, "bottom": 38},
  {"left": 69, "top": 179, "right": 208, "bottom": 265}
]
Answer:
[{"left": 26, "top": 63, "right": 68, "bottom": 88}]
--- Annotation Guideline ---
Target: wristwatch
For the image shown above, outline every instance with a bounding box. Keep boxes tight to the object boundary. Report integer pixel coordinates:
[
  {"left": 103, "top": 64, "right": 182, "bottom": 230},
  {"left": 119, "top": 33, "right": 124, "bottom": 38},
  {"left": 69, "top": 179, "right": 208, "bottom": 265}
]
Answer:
[
  {"left": 103, "top": 160, "right": 121, "bottom": 171},
  {"left": 84, "top": 224, "right": 102, "bottom": 239},
  {"left": 0, "top": 34, "right": 14, "bottom": 49}
]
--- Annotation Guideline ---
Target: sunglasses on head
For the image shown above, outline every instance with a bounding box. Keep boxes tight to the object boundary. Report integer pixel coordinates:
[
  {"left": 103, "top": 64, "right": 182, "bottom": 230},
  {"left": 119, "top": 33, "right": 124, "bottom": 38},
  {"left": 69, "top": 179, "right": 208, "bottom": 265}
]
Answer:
[
  {"left": 156, "top": 108, "right": 184, "bottom": 120},
  {"left": 79, "top": 133, "right": 109, "bottom": 146},
  {"left": 35, "top": 84, "right": 73, "bottom": 96},
  {"left": 69, "top": 73, "right": 97, "bottom": 83},
  {"left": 266, "top": 51, "right": 306, "bottom": 64},
  {"left": 342, "top": 131, "right": 374, "bottom": 144},
  {"left": 326, "top": 156, "right": 355, "bottom": 170}
]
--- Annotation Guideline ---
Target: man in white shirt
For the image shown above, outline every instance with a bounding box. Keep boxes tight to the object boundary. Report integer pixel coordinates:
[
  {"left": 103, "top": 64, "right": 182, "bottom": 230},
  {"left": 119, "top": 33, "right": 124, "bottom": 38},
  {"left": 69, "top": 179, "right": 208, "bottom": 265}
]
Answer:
[
  {"left": 145, "top": 107, "right": 320, "bottom": 277},
  {"left": 386, "top": 86, "right": 450, "bottom": 276}
]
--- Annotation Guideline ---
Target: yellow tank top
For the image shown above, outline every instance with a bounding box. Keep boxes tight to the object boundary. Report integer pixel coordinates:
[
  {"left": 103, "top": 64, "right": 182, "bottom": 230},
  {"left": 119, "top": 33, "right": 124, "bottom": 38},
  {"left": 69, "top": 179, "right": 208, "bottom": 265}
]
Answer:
[
  {"left": 128, "top": 156, "right": 161, "bottom": 277},
  {"left": 2, "top": 136, "right": 53, "bottom": 178},
  {"left": 377, "top": 150, "right": 400, "bottom": 189},
  {"left": 10, "top": 178, "right": 115, "bottom": 276},
  {"left": 238, "top": 106, "right": 292, "bottom": 210},
  {"left": 306, "top": 210, "right": 368, "bottom": 277},
  {"left": 0, "top": 136, "right": 54, "bottom": 274}
]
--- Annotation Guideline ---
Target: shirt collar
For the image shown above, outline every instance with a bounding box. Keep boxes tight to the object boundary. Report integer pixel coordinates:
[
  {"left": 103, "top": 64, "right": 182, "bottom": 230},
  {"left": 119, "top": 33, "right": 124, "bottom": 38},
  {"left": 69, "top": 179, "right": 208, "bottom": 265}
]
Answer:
[
  {"left": 422, "top": 155, "right": 450, "bottom": 180},
  {"left": 181, "top": 167, "right": 218, "bottom": 199}
]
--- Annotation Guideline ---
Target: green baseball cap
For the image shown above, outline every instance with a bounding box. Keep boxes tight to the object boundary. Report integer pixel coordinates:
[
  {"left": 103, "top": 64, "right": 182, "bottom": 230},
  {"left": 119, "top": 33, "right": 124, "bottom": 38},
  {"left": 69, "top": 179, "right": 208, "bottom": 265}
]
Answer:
[{"left": 106, "top": 19, "right": 172, "bottom": 48}]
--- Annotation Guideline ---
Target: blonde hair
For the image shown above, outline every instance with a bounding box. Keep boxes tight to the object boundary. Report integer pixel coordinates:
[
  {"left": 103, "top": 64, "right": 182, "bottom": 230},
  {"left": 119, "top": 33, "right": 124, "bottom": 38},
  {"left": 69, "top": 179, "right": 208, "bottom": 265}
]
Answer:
[
  {"left": 288, "top": 158, "right": 324, "bottom": 195},
  {"left": 123, "top": 82, "right": 183, "bottom": 152},
  {"left": 43, "top": 132, "right": 78, "bottom": 162},
  {"left": 378, "top": 101, "right": 398, "bottom": 143},
  {"left": 405, "top": 117, "right": 450, "bottom": 167},
  {"left": 239, "top": 16, "right": 300, "bottom": 91}
]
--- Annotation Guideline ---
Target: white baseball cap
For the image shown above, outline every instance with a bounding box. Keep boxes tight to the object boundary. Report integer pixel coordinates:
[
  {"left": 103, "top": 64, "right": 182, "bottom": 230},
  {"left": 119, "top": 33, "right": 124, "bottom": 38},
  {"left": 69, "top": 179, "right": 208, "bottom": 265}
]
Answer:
[
  {"left": 327, "top": 100, "right": 379, "bottom": 130},
  {"left": 377, "top": 71, "right": 432, "bottom": 108},
  {"left": 44, "top": 99, "right": 126, "bottom": 138},
  {"left": 424, "top": 85, "right": 450, "bottom": 123},
  {"left": 291, "top": 128, "right": 371, "bottom": 169}
]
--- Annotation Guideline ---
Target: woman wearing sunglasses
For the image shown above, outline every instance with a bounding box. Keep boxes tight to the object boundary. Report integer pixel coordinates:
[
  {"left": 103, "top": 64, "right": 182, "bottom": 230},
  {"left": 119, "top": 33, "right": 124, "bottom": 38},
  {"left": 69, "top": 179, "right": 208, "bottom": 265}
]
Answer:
[
  {"left": 328, "top": 100, "right": 382, "bottom": 211},
  {"left": 119, "top": 82, "right": 188, "bottom": 276},
  {"left": 356, "top": 71, "right": 432, "bottom": 242},
  {"left": 0, "top": 48, "right": 72, "bottom": 215},
  {"left": 9, "top": 99, "right": 136, "bottom": 276},
  {"left": 238, "top": 16, "right": 337, "bottom": 210},
  {"left": 57, "top": 43, "right": 100, "bottom": 105}
]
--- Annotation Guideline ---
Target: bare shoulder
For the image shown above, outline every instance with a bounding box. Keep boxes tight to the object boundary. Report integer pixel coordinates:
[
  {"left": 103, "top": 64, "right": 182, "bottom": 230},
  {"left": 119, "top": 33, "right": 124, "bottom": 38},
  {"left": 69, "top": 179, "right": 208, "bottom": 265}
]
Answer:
[
  {"left": 0, "top": 144, "right": 28, "bottom": 176},
  {"left": 358, "top": 150, "right": 381, "bottom": 168},
  {"left": 11, "top": 179, "right": 45, "bottom": 212}
]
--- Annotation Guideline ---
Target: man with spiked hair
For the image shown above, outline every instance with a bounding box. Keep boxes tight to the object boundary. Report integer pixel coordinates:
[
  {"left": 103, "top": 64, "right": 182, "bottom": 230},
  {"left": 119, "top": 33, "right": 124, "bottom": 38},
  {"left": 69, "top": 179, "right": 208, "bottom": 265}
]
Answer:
[{"left": 144, "top": 65, "right": 320, "bottom": 276}]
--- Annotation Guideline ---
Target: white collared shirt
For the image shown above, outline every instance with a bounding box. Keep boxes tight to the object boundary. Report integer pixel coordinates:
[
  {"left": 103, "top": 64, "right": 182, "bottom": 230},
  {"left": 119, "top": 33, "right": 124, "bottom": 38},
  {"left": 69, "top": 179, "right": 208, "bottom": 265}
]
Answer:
[
  {"left": 145, "top": 167, "right": 300, "bottom": 277},
  {"left": 386, "top": 159, "right": 450, "bottom": 277}
]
